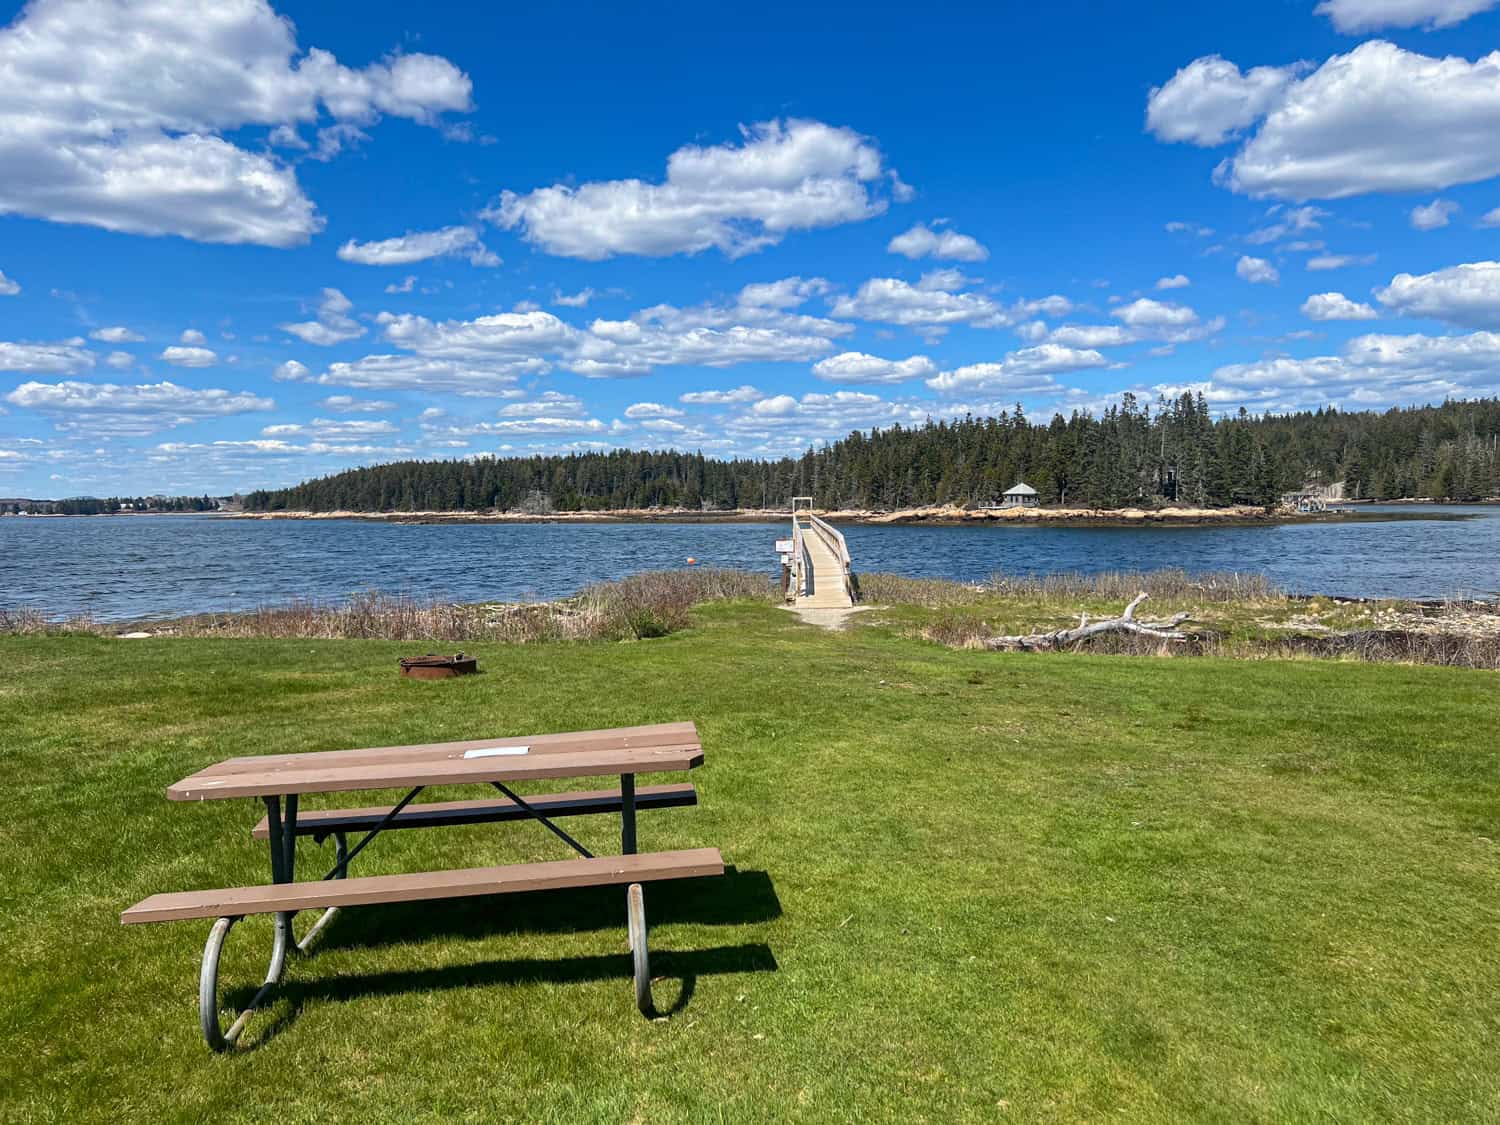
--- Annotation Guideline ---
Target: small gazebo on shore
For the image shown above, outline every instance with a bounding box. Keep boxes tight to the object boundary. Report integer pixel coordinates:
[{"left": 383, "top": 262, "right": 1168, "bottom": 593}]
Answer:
[{"left": 998, "top": 482, "right": 1039, "bottom": 509}]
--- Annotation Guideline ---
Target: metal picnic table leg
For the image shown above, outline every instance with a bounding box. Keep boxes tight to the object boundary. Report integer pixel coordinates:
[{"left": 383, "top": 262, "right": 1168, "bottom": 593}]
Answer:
[
  {"left": 198, "top": 794, "right": 297, "bottom": 1051},
  {"left": 620, "top": 772, "right": 653, "bottom": 1016}
]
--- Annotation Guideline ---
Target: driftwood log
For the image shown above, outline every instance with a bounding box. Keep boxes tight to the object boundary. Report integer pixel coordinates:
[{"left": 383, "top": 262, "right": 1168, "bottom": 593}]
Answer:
[{"left": 983, "top": 593, "right": 1192, "bottom": 652}]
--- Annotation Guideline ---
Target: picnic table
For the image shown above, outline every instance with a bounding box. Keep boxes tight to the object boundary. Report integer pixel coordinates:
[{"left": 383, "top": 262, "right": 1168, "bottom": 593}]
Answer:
[{"left": 121, "top": 721, "right": 725, "bottom": 1051}]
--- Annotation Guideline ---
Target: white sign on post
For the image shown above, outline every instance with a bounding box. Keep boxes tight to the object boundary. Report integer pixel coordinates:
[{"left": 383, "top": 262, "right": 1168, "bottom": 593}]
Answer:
[{"left": 774, "top": 538, "right": 793, "bottom": 554}]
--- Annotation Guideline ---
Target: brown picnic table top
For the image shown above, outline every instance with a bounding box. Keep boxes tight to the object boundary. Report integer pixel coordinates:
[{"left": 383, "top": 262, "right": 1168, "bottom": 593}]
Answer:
[{"left": 167, "top": 720, "right": 704, "bottom": 800}]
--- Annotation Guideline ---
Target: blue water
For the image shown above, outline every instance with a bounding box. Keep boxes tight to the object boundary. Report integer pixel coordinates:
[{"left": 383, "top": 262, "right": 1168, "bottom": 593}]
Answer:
[{"left": 1, "top": 507, "right": 1497, "bottom": 621}]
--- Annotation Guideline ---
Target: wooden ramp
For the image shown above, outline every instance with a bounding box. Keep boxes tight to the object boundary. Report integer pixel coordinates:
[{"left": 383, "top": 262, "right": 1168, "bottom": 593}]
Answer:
[{"left": 791, "top": 511, "right": 856, "bottom": 608}]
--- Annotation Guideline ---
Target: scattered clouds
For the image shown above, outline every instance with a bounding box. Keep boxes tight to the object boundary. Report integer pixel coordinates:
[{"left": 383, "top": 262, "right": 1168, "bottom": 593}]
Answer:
[
  {"left": 316, "top": 355, "right": 541, "bottom": 395},
  {"left": 830, "top": 269, "right": 1069, "bottom": 331},
  {"left": 1189, "top": 330, "right": 1500, "bottom": 410},
  {"left": 384, "top": 276, "right": 416, "bottom": 294},
  {"left": 811, "top": 351, "right": 937, "bottom": 385},
  {"left": 5, "top": 380, "right": 272, "bottom": 435},
  {"left": 353, "top": 279, "right": 846, "bottom": 384},
  {"left": 925, "top": 345, "right": 1111, "bottom": 393},
  {"left": 553, "top": 288, "right": 596, "bottom": 308},
  {"left": 90, "top": 326, "right": 143, "bottom": 343},
  {"left": 679, "top": 385, "right": 763, "bottom": 405},
  {"left": 728, "top": 390, "right": 925, "bottom": 443},
  {"left": 1045, "top": 324, "right": 1136, "bottom": 348},
  {"left": 1374, "top": 260, "right": 1500, "bottom": 328},
  {"left": 337, "top": 225, "right": 498, "bottom": 267},
  {"left": 316, "top": 395, "right": 395, "bottom": 413},
  {"left": 1308, "top": 252, "right": 1378, "bottom": 270},
  {"left": 1302, "top": 292, "right": 1379, "bottom": 320},
  {"left": 0, "top": 341, "right": 95, "bottom": 374},
  {"left": 1110, "top": 298, "right": 1226, "bottom": 343},
  {"left": 886, "top": 223, "right": 989, "bottom": 262},
  {"left": 1155, "top": 275, "right": 1191, "bottom": 290},
  {"left": 1236, "top": 255, "right": 1279, "bottom": 284},
  {"left": 1410, "top": 198, "right": 1459, "bottom": 230},
  {"left": 105, "top": 351, "right": 135, "bottom": 369},
  {"left": 264, "top": 417, "right": 398, "bottom": 439},
  {"left": 0, "top": 0, "right": 472, "bottom": 246},
  {"left": 624, "top": 402, "right": 685, "bottom": 419},
  {"left": 0, "top": 269, "right": 18, "bottom": 296},
  {"left": 1316, "top": 0, "right": 1498, "bottom": 33},
  {"left": 180, "top": 329, "right": 207, "bottom": 345},
  {"left": 281, "top": 288, "right": 365, "bottom": 345},
  {"left": 1245, "top": 205, "right": 1326, "bottom": 245},
  {"left": 497, "top": 391, "right": 586, "bottom": 418},
  {"left": 486, "top": 119, "right": 899, "bottom": 259},
  {"left": 1166, "top": 221, "right": 1215, "bottom": 237},
  {"left": 1155, "top": 42, "right": 1500, "bottom": 200},
  {"left": 159, "top": 345, "right": 218, "bottom": 367},
  {"left": 273, "top": 360, "right": 310, "bottom": 382}
]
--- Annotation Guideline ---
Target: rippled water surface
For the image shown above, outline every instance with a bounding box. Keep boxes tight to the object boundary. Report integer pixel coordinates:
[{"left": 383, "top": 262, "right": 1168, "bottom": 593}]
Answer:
[{"left": 2, "top": 506, "right": 1497, "bottom": 620}]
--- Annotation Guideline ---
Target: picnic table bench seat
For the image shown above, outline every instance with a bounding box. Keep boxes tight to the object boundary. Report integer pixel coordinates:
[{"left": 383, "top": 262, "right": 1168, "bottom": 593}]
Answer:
[
  {"left": 248, "top": 782, "right": 698, "bottom": 842},
  {"left": 122, "top": 847, "right": 725, "bottom": 924}
]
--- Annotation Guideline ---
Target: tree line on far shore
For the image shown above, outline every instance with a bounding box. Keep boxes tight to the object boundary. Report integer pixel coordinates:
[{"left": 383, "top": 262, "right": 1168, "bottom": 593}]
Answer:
[
  {"left": 242, "top": 395, "right": 1500, "bottom": 514},
  {"left": 2, "top": 495, "right": 222, "bottom": 516}
]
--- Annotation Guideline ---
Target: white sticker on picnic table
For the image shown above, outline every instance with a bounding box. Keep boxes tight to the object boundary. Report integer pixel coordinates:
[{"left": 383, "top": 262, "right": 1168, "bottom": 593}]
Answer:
[{"left": 463, "top": 746, "right": 530, "bottom": 758}]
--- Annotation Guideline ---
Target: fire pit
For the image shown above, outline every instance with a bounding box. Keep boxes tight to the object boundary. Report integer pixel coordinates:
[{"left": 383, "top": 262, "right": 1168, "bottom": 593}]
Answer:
[{"left": 398, "top": 653, "right": 478, "bottom": 680}]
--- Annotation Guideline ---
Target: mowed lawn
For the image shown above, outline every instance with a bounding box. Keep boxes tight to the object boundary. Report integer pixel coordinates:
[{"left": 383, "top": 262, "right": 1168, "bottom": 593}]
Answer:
[{"left": 2, "top": 603, "right": 1498, "bottom": 1122}]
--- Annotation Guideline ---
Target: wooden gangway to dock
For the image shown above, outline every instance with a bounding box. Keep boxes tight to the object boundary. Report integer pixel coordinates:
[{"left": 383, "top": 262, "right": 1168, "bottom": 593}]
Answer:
[{"left": 787, "top": 502, "right": 856, "bottom": 609}]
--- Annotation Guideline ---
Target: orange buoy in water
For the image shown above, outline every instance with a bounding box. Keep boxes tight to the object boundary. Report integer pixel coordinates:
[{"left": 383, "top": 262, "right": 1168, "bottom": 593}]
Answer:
[{"left": 686, "top": 557, "right": 697, "bottom": 565}]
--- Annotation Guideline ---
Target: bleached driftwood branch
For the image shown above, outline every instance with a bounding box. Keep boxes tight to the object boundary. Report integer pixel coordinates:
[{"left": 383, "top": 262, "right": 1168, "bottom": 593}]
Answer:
[{"left": 983, "top": 592, "right": 1192, "bottom": 652}]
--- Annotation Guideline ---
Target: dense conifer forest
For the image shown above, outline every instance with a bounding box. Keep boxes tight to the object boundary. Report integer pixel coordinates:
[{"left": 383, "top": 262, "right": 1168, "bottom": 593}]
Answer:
[{"left": 243, "top": 396, "right": 1500, "bottom": 513}]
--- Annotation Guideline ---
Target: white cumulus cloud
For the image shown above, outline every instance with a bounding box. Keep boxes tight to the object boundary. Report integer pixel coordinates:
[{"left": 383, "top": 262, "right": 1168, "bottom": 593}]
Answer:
[
  {"left": 1308, "top": 252, "right": 1378, "bottom": 271},
  {"left": 680, "top": 385, "right": 763, "bottom": 405},
  {"left": 0, "top": 0, "right": 472, "bottom": 246},
  {"left": 1302, "top": 292, "right": 1379, "bottom": 320},
  {"left": 337, "top": 225, "right": 497, "bottom": 267},
  {"left": 886, "top": 223, "right": 989, "bottom": 262},
  {"left": 810, "top": 351, "right": 936, "bottom": 385},
  {"left": 317, "top": 395, "right": 395, "bottom": 413},
  {"left": 925, "top": 345, "right": 1111, "bottom": 393},
  {"left": 830, "top": 269, "right": 1069, "bottom": 330},
  {"left": 5, "top": 379, "right": 272, "bottom": 435},
  {"left": 1316, "top": 0, "right": 1498, "bottom": 33},
  {"left": 623, "top": 402, "right": 685, "bottom": 419},
  {"left": 90, "top": 326, "right": 143, "bottom": 343},
  {"left": 0, "top": 341, "right": 95, "bottom": 374},
  {"left": 1109, "top": 298, "right": 1225, "bottom": 344},
  {"left": 486, "top": 119, "right": 898, "bottom": 259},
  {"left": 1146, "top": 56, "right": 1307, "bottom": 146},
  {"left": 159, "top": 345, "right": 218, "bottom": 367},
  {"left": 1237, "top": 255, "right": 1280, "bottom": 284},
  {"left": 281, "top": 288, "right": 366, "bottom": 345},
  {"left": 1374, "top": 260, "right": 1500, "bottom": 328},
  {"left": 1161, "top": 42, "right": 1500, "bottom": 200},
  {"left": 1155, "top": 275, "right": 1191, "bottom": 290},
  {"left": 1410, "top": 198, "right": 1459, "bottom": 230},
  {"left": 0, "top": 269, "right": 19, "bottom": 296}
]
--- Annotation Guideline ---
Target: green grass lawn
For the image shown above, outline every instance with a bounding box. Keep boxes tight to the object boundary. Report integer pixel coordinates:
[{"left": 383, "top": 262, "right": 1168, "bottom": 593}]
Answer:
[{"left": 3, "top": 603, "right": 1498, "bottom": 1122}]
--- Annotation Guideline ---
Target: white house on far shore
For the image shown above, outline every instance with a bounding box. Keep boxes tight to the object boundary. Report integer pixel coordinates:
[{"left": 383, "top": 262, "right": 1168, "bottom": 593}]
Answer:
[{"left": 1000, "top": 482, "right": 1039, "bottom": 509}]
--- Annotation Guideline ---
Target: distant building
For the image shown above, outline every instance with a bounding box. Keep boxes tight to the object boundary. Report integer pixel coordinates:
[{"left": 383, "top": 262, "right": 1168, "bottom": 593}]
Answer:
[{"left": 998, "top": 482, "right": 1039, "bottom": 509}]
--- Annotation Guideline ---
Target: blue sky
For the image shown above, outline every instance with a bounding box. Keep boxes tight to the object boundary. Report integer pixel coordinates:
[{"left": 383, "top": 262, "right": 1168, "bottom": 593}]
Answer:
[{"left": 4, "top": 0, "right": 1500, "bottom": 497}]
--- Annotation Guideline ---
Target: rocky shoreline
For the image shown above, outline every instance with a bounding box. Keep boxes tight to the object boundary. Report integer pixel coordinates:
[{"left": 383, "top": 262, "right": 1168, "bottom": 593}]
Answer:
[{"left": 227, "top": 503, "right": 1473, "bottom": 527}]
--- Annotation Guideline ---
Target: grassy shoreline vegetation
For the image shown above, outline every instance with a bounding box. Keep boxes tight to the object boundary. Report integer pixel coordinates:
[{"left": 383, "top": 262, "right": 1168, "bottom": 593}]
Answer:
[
  {"left": 1, "top": 582, "right": 1498, "bottom": 1121},
  {"left": 6, "top": 567, "right": 1498, "bottom": 669}
]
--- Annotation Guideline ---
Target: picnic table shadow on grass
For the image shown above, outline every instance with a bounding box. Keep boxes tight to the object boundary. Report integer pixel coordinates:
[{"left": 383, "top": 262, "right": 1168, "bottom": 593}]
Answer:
[{"left": 220, "top": 866, "right": 780, "bottom": 1048}]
